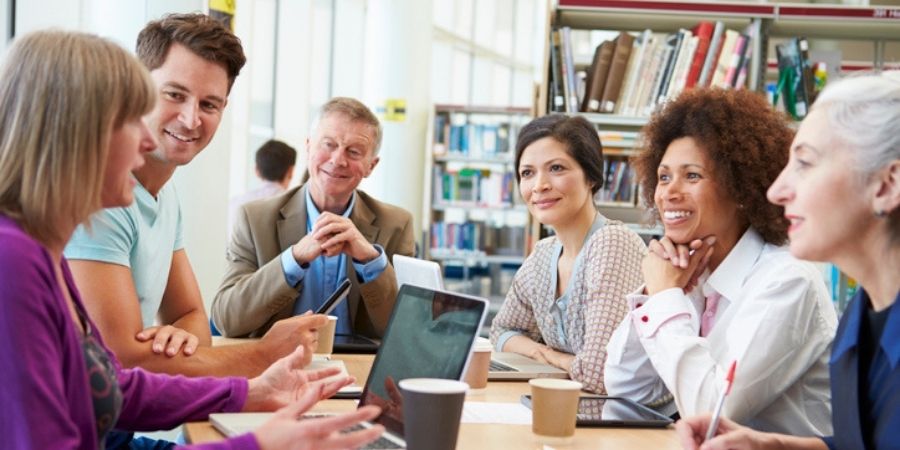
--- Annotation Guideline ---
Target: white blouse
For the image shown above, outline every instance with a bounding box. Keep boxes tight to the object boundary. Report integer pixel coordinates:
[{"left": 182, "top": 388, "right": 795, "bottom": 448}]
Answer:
[{"left": 603, "top": 228, "right": 837, "bottom": 436}]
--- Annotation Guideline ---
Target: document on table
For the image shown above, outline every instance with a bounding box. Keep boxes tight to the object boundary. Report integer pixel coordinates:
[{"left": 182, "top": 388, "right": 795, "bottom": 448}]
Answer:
[
  {"left": 462, "top": 402, "right": 532, "bottom": 425},
  {"left": 308, "top": 357, "right": 362, "bottom": 394}
]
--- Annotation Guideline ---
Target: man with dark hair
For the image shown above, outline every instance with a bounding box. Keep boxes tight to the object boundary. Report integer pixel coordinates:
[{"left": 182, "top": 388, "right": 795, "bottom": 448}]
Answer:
[
  {"left": 65, "top": 13, "right": 323, "bottom": 382},
  {"left": 228, "top": 139, "right": 297, "bottom": 234},
  {"left": 213, "top": 97, "right": 416, "bottom": 340}
]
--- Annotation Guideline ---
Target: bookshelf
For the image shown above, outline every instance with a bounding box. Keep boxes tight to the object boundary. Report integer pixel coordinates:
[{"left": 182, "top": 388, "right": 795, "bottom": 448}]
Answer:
[
  {"left": 422, "top": 104, "right": 532, "bottom": 306},
  {"left": 539, "top": 0, "right": 900, "bottom": 241}
]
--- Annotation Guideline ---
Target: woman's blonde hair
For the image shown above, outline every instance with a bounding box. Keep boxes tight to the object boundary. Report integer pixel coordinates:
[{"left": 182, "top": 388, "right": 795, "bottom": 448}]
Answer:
[{"left": 0, "top": 30, "right": 156, "bottom": 246}]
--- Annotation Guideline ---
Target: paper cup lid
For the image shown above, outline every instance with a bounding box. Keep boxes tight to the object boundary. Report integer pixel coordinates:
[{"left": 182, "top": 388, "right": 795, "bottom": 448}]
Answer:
[
  {"left": 399, "top": 378, "right": 469, "bottom": 394},
  {"left": 529, "top": 378, "right": 582, "bottom": 390}
]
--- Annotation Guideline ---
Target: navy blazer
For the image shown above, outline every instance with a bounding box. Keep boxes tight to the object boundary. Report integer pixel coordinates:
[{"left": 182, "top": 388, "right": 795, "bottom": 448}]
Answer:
[{"left": 823, "top": 289, "right": 900, "bottom": 450}]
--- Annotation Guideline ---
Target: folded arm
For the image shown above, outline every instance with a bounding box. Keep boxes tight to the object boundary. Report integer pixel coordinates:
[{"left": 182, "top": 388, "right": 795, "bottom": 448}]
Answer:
[{"left": 70, "top": 258, "right": 320, "bottom": 377}]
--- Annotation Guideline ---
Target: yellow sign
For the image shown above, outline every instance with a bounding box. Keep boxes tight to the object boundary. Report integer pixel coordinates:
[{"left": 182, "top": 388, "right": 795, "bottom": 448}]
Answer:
[
  {"left": 209, "top": 0, "right": 236, "bottom": 31},
  {"left": 384, "top": 99, "right": 407, "bottom": 122},
  {"left": 209, "top": 0, "right": 236, "bottom": 15}
]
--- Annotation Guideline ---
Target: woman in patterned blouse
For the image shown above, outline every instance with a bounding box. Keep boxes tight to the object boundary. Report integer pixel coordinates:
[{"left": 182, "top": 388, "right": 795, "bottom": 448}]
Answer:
[{"left": 489, "top": 114, "right": 646, "bottom": 394}]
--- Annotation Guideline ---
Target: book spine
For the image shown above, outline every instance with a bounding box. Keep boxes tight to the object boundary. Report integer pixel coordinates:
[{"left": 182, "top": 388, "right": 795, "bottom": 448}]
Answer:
[
  {"left": 698, "top": 21, "right": 725, "bottom": 87},
  {"left": 549, "top": 32, "right": 565, "bottom": 112},
  {"left": 600, "top": 32, "right": 635, "bottom": 113},
  {"left": 561, "top": 27, "right": 579, "bottom": 113},
  {"left": 617, "top": 29, "right": 652, "bottom": 115},
  {"left": 685, "top": 21, "right": 714, "bottom": 88},
  {"left": 666, "top": 32, "right": 697, "bottom": 101},
  {"left": 723, "top": 34, "right": 748, "bottom": 88},
  {"left": 585, "top": 40, "right": 616, "bottom": 112},
  {"left": 710, "top": 29, "right": 738, "bottom": 88}
]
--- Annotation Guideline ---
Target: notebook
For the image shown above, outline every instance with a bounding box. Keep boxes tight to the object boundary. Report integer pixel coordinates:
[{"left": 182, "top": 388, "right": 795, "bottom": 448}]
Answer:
[
  {"left": 392, "top": 254, "right": 444, "bottom": 290},
  {"left": 210, "top": 285, "right": 488, "bottom": 449}
]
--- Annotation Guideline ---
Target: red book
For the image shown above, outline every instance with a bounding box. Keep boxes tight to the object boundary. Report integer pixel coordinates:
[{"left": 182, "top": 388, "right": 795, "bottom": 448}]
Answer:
[{"left": 685, "top": 21, "right": 714, "bottom": 88}]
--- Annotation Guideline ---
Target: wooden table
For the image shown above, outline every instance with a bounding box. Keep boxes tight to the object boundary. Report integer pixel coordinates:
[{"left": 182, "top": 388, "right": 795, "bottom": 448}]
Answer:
[{"left": 185, "top": 350, "right": 680, "bottom": 449}]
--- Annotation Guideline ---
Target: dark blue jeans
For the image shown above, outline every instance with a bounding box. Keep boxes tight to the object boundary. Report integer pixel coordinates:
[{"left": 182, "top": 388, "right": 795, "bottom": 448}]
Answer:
[{"left": 105, "top": 431, "right": 175, "bottom": 450}]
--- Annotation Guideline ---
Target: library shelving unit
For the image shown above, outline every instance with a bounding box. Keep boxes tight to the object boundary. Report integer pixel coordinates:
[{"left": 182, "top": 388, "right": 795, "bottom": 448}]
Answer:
[
  {"left": 422, "top": 104, "right": 532, "bottom": 305},
  {"left": 539, "top": 0, "right": 900, "bottom": 245}
]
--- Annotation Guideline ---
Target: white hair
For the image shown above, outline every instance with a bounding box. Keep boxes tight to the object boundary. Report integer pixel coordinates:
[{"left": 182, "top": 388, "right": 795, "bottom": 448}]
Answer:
[{"left": 812, "top": 71, "right": 900, "bottom": 177}]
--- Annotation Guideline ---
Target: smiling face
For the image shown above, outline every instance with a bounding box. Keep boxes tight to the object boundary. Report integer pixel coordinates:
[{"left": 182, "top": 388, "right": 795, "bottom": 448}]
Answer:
[
  {"left": 655, "top": 137, "right": 744, "bottom": 245},
  {"left": 144, "top": 43, "right": 228, "bottom": 166},
  {"left": 306, "top": 112, "right": 380, "bottom": 208},
  {"left": 518, "top": 137, "right": 594, "bottom": 227},
  {"left": 102, "top": 117, "right": 157, "bottom": 207},
  {"left": 767, "top": 109, "right": 873, "bottom": 262}
]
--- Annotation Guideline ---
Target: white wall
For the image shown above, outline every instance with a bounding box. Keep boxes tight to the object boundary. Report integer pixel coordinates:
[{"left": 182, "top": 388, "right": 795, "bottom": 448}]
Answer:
[{"left": 359, "top": 0, "right": 432, "bottom": 245}]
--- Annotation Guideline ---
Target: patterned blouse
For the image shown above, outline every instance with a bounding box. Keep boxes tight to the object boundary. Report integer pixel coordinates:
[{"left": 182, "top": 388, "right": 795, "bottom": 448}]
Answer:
[{"left": 490, "top": 216, "right": 646, "bottom": 393}]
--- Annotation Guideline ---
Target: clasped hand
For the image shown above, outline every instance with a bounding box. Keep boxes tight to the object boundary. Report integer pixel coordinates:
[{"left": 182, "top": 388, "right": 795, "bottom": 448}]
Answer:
[
  {"left": 292, "top": 212, "right": 378, "bottom": 265},
  {"left": 643, "top": 235, "right": 717, "bottom": 296}
]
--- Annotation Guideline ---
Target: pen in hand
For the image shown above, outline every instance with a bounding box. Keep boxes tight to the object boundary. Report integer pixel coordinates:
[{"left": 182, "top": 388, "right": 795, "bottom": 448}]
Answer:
[{"left": 704, "top": 360, "right": 737, "bottom": 442}]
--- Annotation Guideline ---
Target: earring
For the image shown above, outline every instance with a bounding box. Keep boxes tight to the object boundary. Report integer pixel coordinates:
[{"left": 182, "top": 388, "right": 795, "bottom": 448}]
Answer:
[{"left": 875, "top": 209, "right": 887, "bottom": 218}]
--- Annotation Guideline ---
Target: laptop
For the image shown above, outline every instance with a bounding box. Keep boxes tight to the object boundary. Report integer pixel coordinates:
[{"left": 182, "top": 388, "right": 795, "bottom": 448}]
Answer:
[
  {"left": 393, "top": 255, "right": 568, "bottom": 381},
  {"left": 331, "top": 256, "right": 444, "bottom": 354},
  {"left": 489, "top": 351, "right": 569, "bottom": 380},
  {"left": 392, "top": 254, "right": 444, "bottom": 290},
  {"left": 211, "top": 285, "right": 489, "bottom": 449}
]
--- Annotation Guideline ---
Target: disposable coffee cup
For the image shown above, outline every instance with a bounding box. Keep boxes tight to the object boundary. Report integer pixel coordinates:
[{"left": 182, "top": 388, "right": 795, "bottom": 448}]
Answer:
[
  {"left": 399, "top": 378, "right": 468, "bottom": 450},
  {"left": 315, "top": 315, "right": 338, "bottom": 355},
  {"left": 463, "top": 338, "right": 492, "bottom": 390},
  {"left": 529, "top": 378, "right": 583, "bottom": 440}
]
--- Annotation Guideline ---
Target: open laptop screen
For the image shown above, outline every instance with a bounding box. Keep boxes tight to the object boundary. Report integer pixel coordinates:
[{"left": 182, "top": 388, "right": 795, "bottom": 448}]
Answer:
[{"left": 360, "top": 285, "right": 486, "bottom": 438}]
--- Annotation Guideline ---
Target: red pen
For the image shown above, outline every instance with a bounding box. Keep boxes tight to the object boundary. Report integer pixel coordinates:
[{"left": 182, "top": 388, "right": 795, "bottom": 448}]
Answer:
[{"left": 705, "top": 360, "right": 737, "bottom": 441}]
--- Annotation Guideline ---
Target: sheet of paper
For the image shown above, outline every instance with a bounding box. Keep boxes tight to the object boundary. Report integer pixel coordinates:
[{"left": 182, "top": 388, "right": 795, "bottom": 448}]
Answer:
[
  {"left": 307, "top": 358, "right": 362, "bottom": 393},
  {"left": 461, "top": 402, "right": 532, "bottom": 425}
]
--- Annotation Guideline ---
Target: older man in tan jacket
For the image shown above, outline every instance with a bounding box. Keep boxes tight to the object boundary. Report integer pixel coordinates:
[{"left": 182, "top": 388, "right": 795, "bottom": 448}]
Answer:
[{"left": 213, "top": 97, "right": 415, "bottom": 339}]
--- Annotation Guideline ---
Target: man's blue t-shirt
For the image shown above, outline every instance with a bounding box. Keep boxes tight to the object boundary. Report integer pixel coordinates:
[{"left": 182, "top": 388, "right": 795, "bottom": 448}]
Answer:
[{"left": 64, "top": 180, "right": 183, "bottom": 328}]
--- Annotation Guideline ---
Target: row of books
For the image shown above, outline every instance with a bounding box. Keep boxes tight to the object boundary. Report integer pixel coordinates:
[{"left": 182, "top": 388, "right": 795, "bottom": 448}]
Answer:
[
  {"left": 549, "top": 21, "right": 757, "bottom": 117},
  {"left": 433, "top": 113, "right": 515, "bottom": 157},
  {"left": 595, "top": 159, "right": 637, "bottom": 204},
  {"left": 433, "top": 166, "right": 518, "bottom": 207},
  {"left": 430, "top": 222, "right": 526, "bottom": 255}
]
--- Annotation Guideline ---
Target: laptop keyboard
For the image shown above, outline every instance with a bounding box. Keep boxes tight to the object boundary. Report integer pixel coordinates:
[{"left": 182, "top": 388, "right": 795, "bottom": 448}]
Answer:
[
  {"left": 343, "top": 423, "right": 404, "bottom": 449},
  {"left": 303, "top": 415, "right": 403, "bottom": 449},
  {"left": 489, "top": 360, "right": 518, "bottom": 372}
]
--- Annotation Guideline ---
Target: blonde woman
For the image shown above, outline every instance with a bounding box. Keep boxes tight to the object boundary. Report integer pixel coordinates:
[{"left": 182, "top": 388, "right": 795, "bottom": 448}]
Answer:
[
  {"left": 677, "top": 73, "right": 900, "bottom": 450},
  {"left": 0, "top": 31, "right": 381, "bottom": 450}
]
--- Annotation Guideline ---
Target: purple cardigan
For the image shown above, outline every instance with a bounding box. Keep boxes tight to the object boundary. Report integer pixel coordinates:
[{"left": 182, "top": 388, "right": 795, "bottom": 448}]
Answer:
[{"left": 0, "top": 216, "right": 259, "bottom": 450}]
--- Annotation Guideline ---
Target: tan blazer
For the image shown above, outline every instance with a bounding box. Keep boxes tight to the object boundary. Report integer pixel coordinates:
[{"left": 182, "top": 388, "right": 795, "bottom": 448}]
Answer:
[{"left": 211, "top": 185, "right": 416, "bottom": 338}]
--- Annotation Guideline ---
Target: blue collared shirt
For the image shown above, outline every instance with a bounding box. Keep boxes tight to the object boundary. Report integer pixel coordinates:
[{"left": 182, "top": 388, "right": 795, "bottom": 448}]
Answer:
[
  {"left": 823, "top": 288, "right": 900, "bottom": 450},
  {"left": 279, "top": 189, "right": 388, "bottom": 335}
]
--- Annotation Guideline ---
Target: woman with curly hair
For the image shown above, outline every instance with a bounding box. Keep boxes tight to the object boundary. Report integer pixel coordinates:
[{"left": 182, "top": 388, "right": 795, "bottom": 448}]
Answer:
[
  {"left": 677, "top": 72, "right": 900, "bottom": 450},
  {"left": 603, "top": 88, "right": 837, "bottom": 436}
]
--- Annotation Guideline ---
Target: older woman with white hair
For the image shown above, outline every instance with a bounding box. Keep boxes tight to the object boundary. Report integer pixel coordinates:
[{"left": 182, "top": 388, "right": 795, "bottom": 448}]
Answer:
[{"left": 676, "top": 72, "right": 900, "bottom": 450}]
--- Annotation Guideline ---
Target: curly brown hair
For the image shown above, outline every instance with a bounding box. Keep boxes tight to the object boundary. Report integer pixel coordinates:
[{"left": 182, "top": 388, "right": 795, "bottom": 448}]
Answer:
[{"left": 633, "top": 88, "right": 793, "bottom": 245}]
